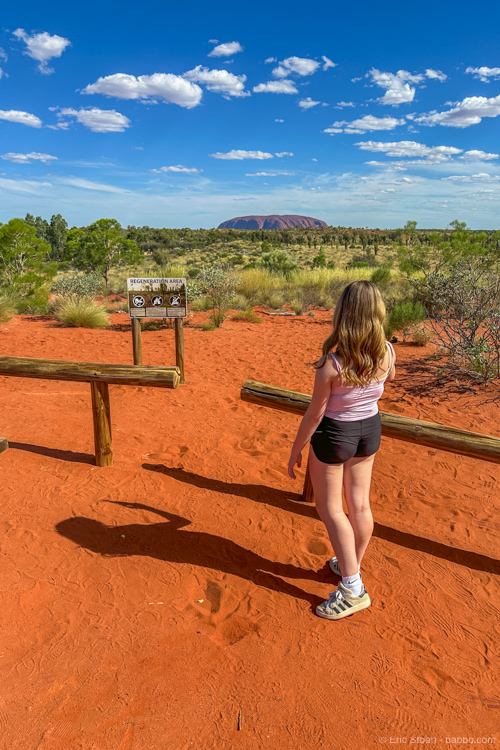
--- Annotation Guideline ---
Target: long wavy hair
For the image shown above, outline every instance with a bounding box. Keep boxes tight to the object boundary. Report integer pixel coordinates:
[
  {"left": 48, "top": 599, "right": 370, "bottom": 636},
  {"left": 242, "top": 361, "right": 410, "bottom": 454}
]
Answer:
[{"left": 309, "top": 280, "right": 388, "bottom": 386}]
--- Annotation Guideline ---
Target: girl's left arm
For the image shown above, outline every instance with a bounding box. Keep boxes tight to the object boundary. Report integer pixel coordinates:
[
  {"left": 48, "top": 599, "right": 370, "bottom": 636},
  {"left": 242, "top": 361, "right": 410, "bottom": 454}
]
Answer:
[{"left": 288, "top": 357, "right": 333, "bottom": 478}]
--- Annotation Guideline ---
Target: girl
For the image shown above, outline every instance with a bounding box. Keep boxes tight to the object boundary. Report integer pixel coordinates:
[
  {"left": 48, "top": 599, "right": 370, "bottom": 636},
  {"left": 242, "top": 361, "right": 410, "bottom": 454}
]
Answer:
[{"left": 287, "top": 280, "right": 396, "bottom": 621}]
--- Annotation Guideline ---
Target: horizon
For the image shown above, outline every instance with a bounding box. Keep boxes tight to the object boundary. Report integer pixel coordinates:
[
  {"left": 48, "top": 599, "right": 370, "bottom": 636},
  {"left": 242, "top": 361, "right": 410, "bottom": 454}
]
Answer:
[{"left": 1, "top": 0, "right": 500, "bottom": 229}]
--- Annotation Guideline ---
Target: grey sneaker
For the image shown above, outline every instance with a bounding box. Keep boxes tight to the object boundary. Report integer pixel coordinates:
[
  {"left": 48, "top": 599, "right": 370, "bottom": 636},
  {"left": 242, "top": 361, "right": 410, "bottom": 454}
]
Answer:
[
  {"left": 316, "top": 581, "right": 371, "bottom": 621},
  {"left": 328, "top": 557, "right": 360, "bottom": 576}
]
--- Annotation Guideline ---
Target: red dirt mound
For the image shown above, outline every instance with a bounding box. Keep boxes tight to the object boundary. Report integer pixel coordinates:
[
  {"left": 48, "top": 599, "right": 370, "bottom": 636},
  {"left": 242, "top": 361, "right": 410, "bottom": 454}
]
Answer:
[{"left": 0, "top": 309, "right": 498, "bottom": 747}]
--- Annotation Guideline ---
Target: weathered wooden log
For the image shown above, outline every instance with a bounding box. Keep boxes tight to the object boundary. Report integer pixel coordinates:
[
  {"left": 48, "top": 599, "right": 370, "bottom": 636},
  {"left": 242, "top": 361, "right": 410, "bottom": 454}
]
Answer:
[
  {"left": 174, "top": 318, "right": 185, "bottom": 383},
  {"left": 132, "top": 318, "right": 143, "bottom": 366},
  {"left": 90, "top": 382, "right": 113, "bottom": 467},
  {"left": 0, "top": 438, "right": 8, "bottom": 454},
  {"left": 240, "top": 379, "right": 500, "bottom": 465},
  {"left": 0, "top": 356, "right": 180, "bottom": 388}
]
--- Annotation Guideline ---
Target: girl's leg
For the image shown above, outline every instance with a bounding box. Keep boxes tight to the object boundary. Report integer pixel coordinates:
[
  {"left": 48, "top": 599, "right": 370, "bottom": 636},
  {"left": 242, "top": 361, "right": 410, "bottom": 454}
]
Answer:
[
  {"left": 342, "top": 453, "right": 376, "bottom": 568},
  {"left": 308, "top": 446, "right": 359, "bottom": 578}
]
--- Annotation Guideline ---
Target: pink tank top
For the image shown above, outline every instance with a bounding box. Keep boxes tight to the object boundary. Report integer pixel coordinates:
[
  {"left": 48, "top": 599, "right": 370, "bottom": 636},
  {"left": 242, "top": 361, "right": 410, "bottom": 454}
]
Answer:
[{"left": 324, "top": 341, "right": 395, "bottom": 421}]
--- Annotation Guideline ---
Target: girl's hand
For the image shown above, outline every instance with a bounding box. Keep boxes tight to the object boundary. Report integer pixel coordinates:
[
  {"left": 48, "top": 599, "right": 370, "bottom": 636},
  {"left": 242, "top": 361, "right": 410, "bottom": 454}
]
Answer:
[{"left": 288, "top": 449, "right": 302, "bottom": 480}]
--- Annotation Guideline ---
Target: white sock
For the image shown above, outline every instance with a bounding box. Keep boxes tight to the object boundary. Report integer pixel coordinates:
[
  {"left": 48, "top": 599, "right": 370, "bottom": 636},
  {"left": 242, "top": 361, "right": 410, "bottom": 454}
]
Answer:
[{"left": 341, "top": 572, "right": 364, "bottom": 597}]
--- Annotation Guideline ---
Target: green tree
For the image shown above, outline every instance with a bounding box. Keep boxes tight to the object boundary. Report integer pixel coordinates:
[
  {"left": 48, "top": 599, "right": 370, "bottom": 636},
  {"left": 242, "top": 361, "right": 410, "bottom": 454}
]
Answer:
[
  {"left": 47, "top": 214, "right": 68, "bottom": 261},
  {"left": 0, "top": 218, "right": 56, "bottom": 306},
  {"left": 68, "top": 218, "right": 142, "bottom": 287}
]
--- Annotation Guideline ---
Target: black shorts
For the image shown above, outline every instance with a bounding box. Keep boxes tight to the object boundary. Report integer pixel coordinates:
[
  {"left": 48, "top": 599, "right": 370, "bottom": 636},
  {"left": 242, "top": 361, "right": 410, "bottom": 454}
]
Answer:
[{"left": 310, "top": 412, "right": 382, "bottom": 464}]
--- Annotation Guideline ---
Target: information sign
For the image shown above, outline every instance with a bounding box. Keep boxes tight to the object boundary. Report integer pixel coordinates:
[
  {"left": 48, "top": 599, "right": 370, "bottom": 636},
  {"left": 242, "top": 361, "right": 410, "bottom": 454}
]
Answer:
[{"left": 127, "top": 278, "right": 187, "bottom": 318}]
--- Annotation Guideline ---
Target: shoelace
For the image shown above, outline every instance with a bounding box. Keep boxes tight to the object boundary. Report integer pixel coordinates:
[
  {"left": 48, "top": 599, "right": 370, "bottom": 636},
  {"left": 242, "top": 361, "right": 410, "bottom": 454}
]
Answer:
[{"left": 326, "top": 589, "right": 344, "bottom": 607}]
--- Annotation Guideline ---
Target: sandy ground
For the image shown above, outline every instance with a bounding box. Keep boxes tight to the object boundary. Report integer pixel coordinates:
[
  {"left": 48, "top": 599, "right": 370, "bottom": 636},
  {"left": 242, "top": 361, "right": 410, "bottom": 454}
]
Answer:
[{"left": 0, "top": 309, "right": 499, "bottom": 749}]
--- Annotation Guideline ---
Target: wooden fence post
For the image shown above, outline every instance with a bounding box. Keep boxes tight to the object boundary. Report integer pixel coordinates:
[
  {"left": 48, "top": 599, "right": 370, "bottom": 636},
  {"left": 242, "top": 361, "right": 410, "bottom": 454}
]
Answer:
[
  {"left": 0, "top": 438, "right": 8, "bottom": 454},
  {"left": 174, "top": 318, "right": 185, "bottom": 383},
  {"left": 132, "top": 318, "right": 143, "bottom": 366},
  {"left": 90, "top": 381, "right": 113, "bottom": 467}
]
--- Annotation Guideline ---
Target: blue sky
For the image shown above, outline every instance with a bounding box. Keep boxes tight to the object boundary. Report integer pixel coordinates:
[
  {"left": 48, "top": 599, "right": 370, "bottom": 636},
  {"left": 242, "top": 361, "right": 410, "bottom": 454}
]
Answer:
[{"left": 1, "top": 0, "right": 500, "bottom": 229}]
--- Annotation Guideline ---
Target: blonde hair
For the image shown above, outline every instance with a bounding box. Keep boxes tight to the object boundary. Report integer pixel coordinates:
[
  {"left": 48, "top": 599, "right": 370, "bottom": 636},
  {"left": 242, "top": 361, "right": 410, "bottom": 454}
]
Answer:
[{"left": 310, "top": 280, "right": 388, "bottom": 386}]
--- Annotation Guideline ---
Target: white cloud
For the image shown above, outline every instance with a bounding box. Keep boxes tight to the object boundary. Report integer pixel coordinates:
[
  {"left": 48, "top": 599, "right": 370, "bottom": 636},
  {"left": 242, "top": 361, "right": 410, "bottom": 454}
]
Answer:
[
  {"left": 83, "top": 73, "right": 203, "bottom": 108},
  {"left": 298, "top": 97, "right": 321, "bottom": 109},
  {"left": 182, "top": 65, "right": 249, "bottom": 98},
  {"left": 132, "top": 146, "right": 143, "bottom": 151},
  {"left": 12, "top": 29, "right": 70, "bottom": 74},
  {"left": 275, "top": 151, "right": 293, "bottom": 157},
  {"left": 245, "top": 171, "right": 295, "bottom": 176},
  {"left": 325, "top": 115, "right": 405, "bottom": 134},
  {"left": 355, "top": 140, "right": 462, "bottom": 162},
  {"left": 0, "top": 109, "right": 42, "bottom": 128},
  {"left": 253, "top": 80, "right": 298, "bottom": 94},
  {"left": 1, "top": 151, "right": 57, "bottom": 164},
  {"left": 322, "top": 56, "right": 336, "bottom": 71},
  {"left": 210, "top": 149, "right": 273, "bottom": 160},
  {"left": 272, "top": 56, "right": 320, "bottom": 78},
  {"left": 465, "top": 66, "right": 500, "bottom": 83},
  {"left": 150, "top": 165, "right": 203, "bottom": 173},
  {"left": 366, "top": 68, "right": 445, "bottom": 106},
  {"left": 57, "top": 107, "right": 131, "bottom": 132},
  {"left": 0, "top": 68, "right": 5, "bottom": 79},
  {"left": 208, "top": 39, "right": 219, "bottom": 44},
  {"left": 0, "top": 177, "right": 52, "bottom": 194},
  {"left": 336, "top": 101, "right": 355, "bottom": 108},
  {"left": 208, "top": 41, "right": 243, "bottom": 57},
  {"left": 415, "top": 94, "right": 500, "bottom": 128},
  {"left": 58, "top": 177, "right": 130, "bottom": 193},
  {"left": 312, "top": 157, "right": 318, "bottom": 161},
  {"left": 460, "top": 149, "right": 499, "bottom": 161},
  {"left": 265, "top": 57, "right": 277, "bottom": 64},
  {"left": 425, "top": 69, "right": 447, "bottom": 81},
  {"left": 0, "top": 48, "right": 7, "bottom": 62},
  {"left": 442, "top": 173, "right": 500, "bottom": 183},
  {"left": 274, "top": 118, "right": 284, "bottom": 122},
  {"left": 368, "top": 68, "right": 424, "bottom": 105}
]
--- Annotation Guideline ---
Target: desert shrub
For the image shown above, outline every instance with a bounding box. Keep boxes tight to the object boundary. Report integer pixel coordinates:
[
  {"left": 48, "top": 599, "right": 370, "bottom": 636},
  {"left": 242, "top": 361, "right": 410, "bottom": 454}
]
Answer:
[
  {"left": 187, "top": 267, "right": 201, "bottom": 278},
  {"left": 230, "top": 293, "right": 251, "bottom": 310},
  {"left": 55, "top": 298, "right": 110, "bottom": 328},
  {"left": 371, "top": 267, "right": 392, "bottom": 285},
  {"left": 265, "top": 291, "right": 287, "bottom": 309},
  {"left": 291, "top": 298, "right": 304, "bottom": 315},
  {"left": 385, "top": 301, "right": 426, "bottom": 341},
  {"left": 0, "top": 296, "right": 17, "bottom": 322},
  {"left": 258, "top": 249, "right": 298, "bottom": 278},
  {"left": 298, "top": 283, "right": 325, "bottom": 310},
  {"left": 232, "top": 310, "right": 262, "bottom": 323},
  {"left": 201, "top": 321, "right": 215, "bottom": 331},
  {"left": 411, "top": 322, "right": 433, "bottom": 346},
  {"left": 51, "top": 272, "right": 103, "bottom": 299},
  {"left": 411, "top": 257, "right": 500, "bottom": 381},
  {"left": 190, "top": 295, "right": 212, "bottom": 311},
  {"left": 196, "top": 263, "right": 242, "bottom": 327},
  {"left": 142, "top": 319, "right": 164, "bottom": 330},
  {"left": 347, "top": 261, "right": 370, "bottom": 269}
]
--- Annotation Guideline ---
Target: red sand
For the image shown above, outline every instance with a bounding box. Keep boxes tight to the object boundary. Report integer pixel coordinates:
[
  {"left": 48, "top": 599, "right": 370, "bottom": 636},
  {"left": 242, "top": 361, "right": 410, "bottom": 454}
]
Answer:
[{"left": 0, "top": 310, "right": 499, "bottom": 749}]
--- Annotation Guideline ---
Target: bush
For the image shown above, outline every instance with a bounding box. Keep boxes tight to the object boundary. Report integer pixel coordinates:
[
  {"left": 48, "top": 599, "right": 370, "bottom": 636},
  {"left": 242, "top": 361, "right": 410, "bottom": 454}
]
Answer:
[
  {"left": 52, "top": 272, "right": 103, "bottom": 299},
  {"left": 371, "top": 267, "right": 392, "bottom": 285},
  {"left": 258, "top": 249, "right": 298, "bottom": 278},
  {"left": 386, "top": 301, "right": 426, "bottom": 341},
  {"left": 232, "top": 310, "right": 262, "bottom": 323},
  {"left": 190, "top": 296, "right": 212, "bottom": 311},
  {"left": 411, "top": 257, "right": 500, "bottom": 381},
  {"left": 196, "top": 263, "right": 242, "bottom": 327},
  {"left": 291, "top": 298, "right": 304, "bottom": 315},
  {"left": 411, "top": 322, "right": 432, "bottom": 346},
  {"left": 201, "top": 321, "right": 215, "bottom": 331},
  {"left": 55, "top": 298, "right": 110, "bottom": 328},
  {"left": 142, "top": 319, "right": 164, "bottom": 330},
  {"left": 0, "top": 296, "right": 17, "bottom": 322}
]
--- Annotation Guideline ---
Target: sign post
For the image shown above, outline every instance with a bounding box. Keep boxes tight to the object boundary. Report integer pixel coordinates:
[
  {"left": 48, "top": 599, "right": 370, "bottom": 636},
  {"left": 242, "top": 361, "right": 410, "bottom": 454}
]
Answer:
[{"left": 127, "top": 278, "right": 187, "bottom": 381}]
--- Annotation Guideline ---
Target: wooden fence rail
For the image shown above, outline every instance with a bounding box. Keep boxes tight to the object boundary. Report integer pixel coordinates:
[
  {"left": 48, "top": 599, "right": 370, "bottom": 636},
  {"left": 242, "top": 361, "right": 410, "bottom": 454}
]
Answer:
[
  {"left": 0, "top": 356, "right": 180, "bottom": 467},
  {"left": 240, "top": 379, "right": 500, "bottom": 502}
]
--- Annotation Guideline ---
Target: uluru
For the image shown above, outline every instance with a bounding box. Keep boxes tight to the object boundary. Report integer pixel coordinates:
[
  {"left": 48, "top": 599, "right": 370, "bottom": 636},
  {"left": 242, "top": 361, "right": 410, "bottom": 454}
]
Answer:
[{"left": 218, "top": 214, "right": 328, "bottom": 229}]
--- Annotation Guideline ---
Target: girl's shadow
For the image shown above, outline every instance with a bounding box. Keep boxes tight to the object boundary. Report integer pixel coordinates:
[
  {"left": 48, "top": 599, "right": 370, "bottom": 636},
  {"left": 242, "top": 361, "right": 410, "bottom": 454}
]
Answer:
[{"left": 56, "top": 501, "right": 330, "bottom": 606}]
